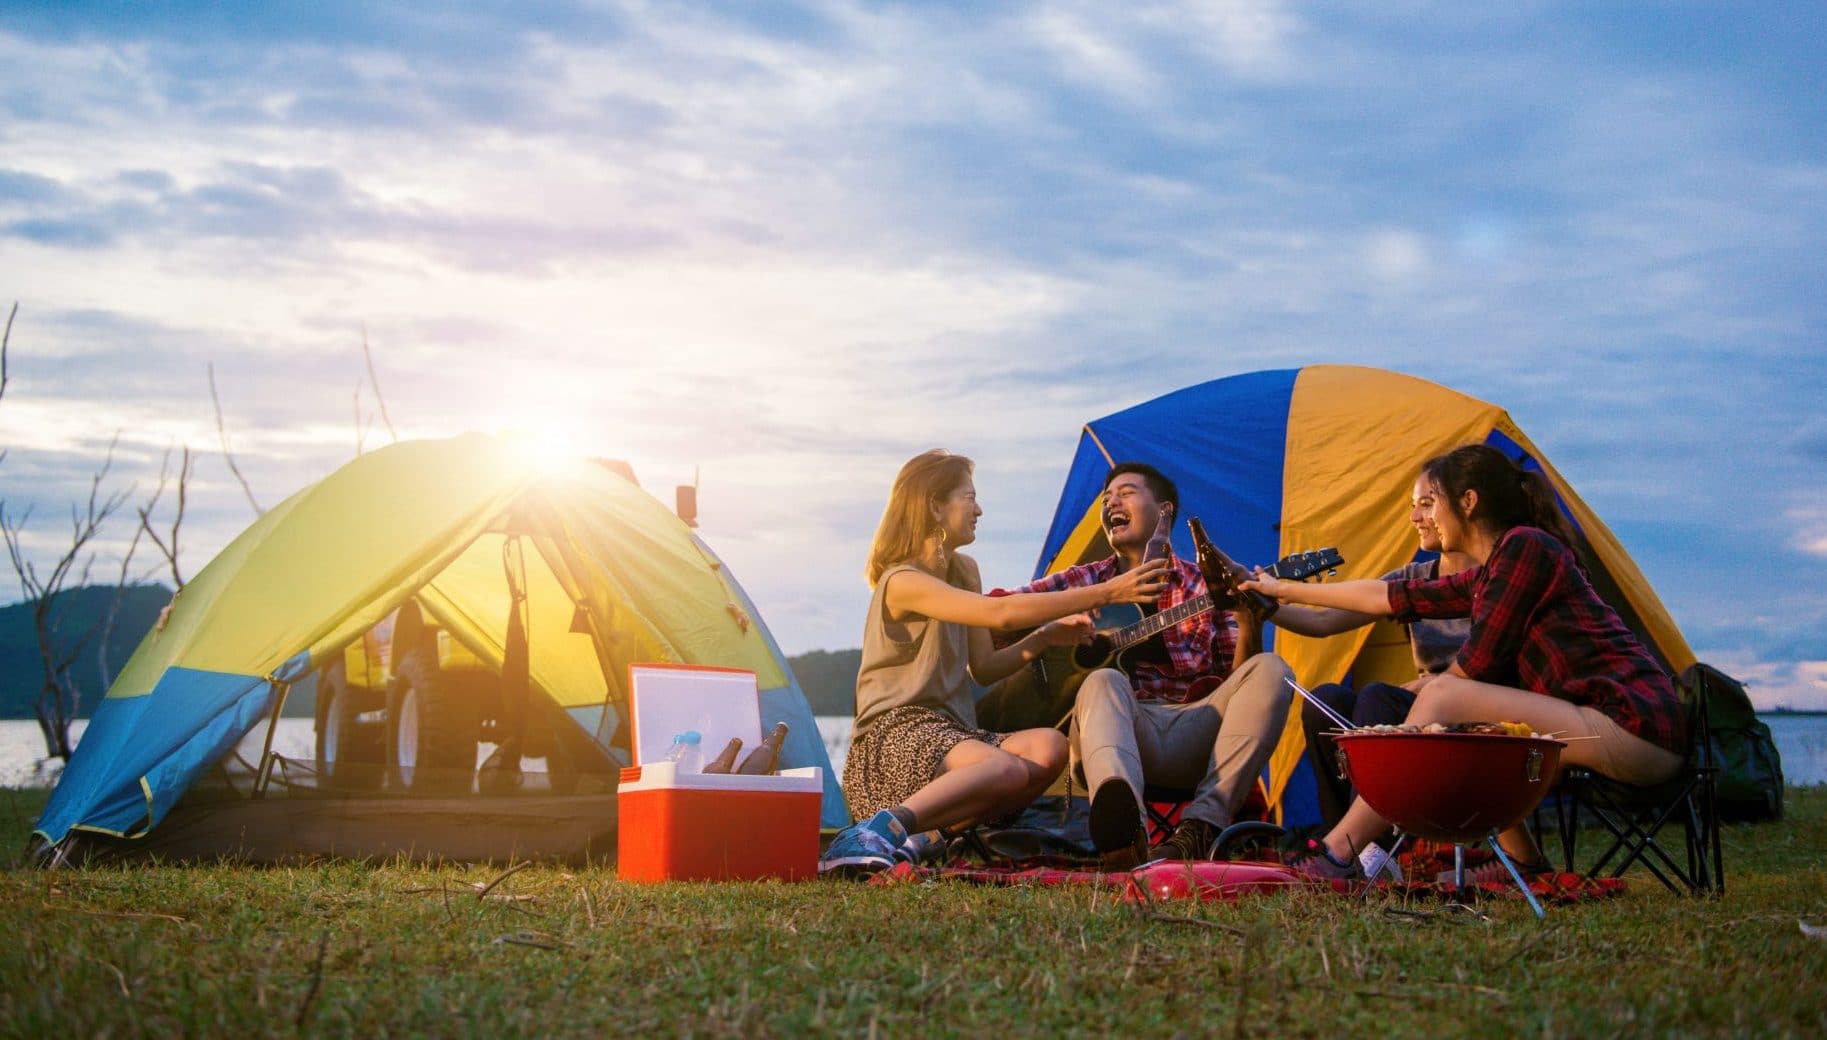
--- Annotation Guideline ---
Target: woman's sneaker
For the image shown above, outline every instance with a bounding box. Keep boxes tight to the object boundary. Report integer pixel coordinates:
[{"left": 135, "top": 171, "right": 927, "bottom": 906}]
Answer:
[
  {"left": 818, "top": 810, "right": 910, "bottom": 878},
  {"left": 1283, "top": 837, "right": 1362, "bottom": 880}
]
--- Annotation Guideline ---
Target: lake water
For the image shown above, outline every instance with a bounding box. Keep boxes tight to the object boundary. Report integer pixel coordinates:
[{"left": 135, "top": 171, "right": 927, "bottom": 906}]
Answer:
[{"left": 5, "top": 713, "right": 1826, "bottom": 794}]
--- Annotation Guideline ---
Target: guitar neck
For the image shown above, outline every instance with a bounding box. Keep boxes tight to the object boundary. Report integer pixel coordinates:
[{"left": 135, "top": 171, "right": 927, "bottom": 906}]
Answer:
[{"left": 1108, "top": 593, "right": 1215, "bottom": 651}]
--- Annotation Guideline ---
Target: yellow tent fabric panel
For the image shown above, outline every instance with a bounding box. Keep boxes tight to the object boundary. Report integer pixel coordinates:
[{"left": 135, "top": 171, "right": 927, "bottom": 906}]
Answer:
[
  {"left": 110, "top": 434, "right": 530, "bottom": 698},
  {"left": 1264, "top": 367, "right": 1504, "bottom": 810},
  {"left": 537, "top": 463, "right": 789, "bottom": 691},
  {"left": 1273, "top": 366, "right": 1505, "bottom": 691}
]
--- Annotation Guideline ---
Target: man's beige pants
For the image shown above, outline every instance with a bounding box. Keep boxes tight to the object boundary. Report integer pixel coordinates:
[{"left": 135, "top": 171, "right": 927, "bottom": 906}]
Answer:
[{"left": 1071, "top": 654, "right": 1293, "bottom": 830}]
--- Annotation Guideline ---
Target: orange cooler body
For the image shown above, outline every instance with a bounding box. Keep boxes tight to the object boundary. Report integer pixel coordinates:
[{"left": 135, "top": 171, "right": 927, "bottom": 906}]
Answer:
[{"left": 617, "top": 763, "right": 823, "bottom": 882}]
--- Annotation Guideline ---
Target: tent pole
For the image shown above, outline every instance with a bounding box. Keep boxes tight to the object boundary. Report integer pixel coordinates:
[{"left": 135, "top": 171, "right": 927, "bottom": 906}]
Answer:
[{"left": 252, "top": 681, "right": 290, "bottom": 799}]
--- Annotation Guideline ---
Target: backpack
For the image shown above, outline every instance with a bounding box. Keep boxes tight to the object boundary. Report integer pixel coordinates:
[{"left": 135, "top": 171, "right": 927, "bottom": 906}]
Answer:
[{"left": 1683, "top": 663, "right": 1784, "bottom": 822}]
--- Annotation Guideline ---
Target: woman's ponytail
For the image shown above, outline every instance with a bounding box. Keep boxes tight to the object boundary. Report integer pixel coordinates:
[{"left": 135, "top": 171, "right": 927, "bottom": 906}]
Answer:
[
  {"left": 1422, "top": 444, "right": 1588, "bottom": 567},
  {"left": 1517, "top": 467, "right": 1583, "bottom": 560}
]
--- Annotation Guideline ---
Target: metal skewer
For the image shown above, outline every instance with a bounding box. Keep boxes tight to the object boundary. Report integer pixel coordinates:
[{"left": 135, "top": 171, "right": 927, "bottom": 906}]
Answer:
[{"left": 1285, "top": 676, "right": 1354, "bottom": 731}]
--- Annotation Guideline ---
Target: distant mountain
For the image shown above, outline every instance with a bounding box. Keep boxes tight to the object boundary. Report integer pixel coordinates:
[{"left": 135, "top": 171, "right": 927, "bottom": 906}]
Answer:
[
  {"left": 0, "top": 584, "right": 174, "bottom": 718},
  {"left": 786, "top": 648, "right": 860, "bottom": 716}
]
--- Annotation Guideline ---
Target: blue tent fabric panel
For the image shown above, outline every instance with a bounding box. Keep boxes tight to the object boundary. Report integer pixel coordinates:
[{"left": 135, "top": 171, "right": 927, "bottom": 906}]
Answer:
[
  {"left": 33, "top": 694, "right": 153, "bottom": 841},
  {"left": 35, "top": 667, "right": 272, "bottom": 843},
  {"left": 143, "top": 673, "right": 279, "bottom": 825},
  {"left": 1038, "top": 369, "right": 1299, "bottom": 576}
]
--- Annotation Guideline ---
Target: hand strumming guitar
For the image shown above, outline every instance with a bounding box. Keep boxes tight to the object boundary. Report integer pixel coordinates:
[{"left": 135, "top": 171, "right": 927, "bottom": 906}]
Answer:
[{"left": 1034, "top": 613, "right": 1097, "bottom": 649}]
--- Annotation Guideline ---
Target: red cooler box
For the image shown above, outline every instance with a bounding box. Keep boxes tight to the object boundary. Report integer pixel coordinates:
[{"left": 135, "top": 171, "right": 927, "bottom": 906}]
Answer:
[{"left": 617, "top": 761, "right": 824, "bottom": 882}]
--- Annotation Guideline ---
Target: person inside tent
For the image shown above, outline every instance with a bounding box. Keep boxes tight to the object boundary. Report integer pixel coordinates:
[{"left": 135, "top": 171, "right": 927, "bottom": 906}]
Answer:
[
  {"left": 1242, "top": 444, "right": 1688, "bottom": 884},
  {"left": 820, "top": 450, "right": 1171, "bottom": 877},
  {"left": 1268, "top": 471, "right": 1476, "bottom": 858},
  {"left": 1003, "top": 462, "right": 1294, "bottom": 867}
]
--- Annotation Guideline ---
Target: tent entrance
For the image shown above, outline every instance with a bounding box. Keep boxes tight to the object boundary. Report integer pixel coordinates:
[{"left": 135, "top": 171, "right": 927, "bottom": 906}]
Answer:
[{"left": 231, "top": 527, "right": 626, "bottom": 806}]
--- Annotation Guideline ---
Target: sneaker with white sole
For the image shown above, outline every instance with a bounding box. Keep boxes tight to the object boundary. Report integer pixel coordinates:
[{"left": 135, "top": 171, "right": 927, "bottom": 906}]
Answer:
[
  {"left": 818, "top": 810, "right": 910, "bottom": 878},
  {"left": 1358, "top": 841, "right": 1404, "bottom": 883},
  {"left": 1283, "top": 837, "right": 1361, "bottom": 880}
]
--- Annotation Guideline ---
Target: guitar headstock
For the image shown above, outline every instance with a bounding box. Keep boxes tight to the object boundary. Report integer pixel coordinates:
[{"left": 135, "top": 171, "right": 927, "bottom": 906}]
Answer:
[{"left": 1267, "top": 547, "right": 1344, "bottom": 582}]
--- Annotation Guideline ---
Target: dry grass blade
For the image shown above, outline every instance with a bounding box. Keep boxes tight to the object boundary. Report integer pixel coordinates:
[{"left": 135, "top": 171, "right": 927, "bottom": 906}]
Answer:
[
  {"left": 1128, "top": 902, "right": 1246, "bottom": 935},
  {"left": 294, "top": 931, "right": 329, "bottom": 1030},
  {"left": 1495, "top": 921, "right": 1565, "bottom": 969},
  {"left": 43, "top": 904, "right": 197, "bottom": 927},
  {"left": 477, "top": 861, "right": 532, "bottom": 901},
  {"left": 97, "top": 959, "right": 130, "bottom": 999},
  {"left": 492, "top": 931, "right": 573, "bottom": 952}
]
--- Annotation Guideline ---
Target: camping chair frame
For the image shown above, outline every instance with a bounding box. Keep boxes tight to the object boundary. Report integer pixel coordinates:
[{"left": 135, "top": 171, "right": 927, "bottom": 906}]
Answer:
[{"left": 1546, "top": 670, "right": 1724, "bottom": 896}]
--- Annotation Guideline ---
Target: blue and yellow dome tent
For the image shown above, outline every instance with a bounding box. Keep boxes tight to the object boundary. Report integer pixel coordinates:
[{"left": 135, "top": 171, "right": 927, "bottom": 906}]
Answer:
[
  {"left": 1032, "top": 366, "right": 1695, "bottom": 823},
  {"left": 35, "top": 432, "right": 846, "bottom": 861}
]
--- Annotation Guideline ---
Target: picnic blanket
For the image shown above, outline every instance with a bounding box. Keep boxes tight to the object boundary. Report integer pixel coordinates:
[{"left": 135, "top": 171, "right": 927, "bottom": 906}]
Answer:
[{"left": 867, "top": 849, "right": 1627, "bottom": 906}]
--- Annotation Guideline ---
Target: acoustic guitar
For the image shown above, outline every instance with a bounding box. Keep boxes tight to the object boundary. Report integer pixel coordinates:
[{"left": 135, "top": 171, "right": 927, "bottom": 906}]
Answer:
[{"left": 975, "top": 547, "right": 1343, "bottom": 733}]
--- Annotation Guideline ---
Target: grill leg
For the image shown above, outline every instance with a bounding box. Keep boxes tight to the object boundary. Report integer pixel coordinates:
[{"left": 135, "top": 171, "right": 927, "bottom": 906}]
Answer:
[{"left": 1488, "top": 829, "right": 1547, "bottom": 920}]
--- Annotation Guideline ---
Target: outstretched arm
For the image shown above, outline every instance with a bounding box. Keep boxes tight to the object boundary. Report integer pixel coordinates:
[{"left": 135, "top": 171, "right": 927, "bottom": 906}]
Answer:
[
  {"left": 1270, "top": 604, "right": 1381, "bottom": 638},
  {"left": 885, "top": 556, "right": 1170, "bottom": 632},
  {"left": 1241, "top": 574, "right": 1394, "bottom": 617},
  {"left": 967, "top": 614, "right": 1094, "bottom": 686}
]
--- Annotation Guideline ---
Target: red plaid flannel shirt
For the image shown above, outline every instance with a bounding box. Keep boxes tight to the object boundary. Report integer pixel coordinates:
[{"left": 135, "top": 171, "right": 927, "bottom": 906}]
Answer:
[
  {"left": 1386, "top": 526, "right": 1687, "bottom": 753},
  {"left": 1013, "top": 555, "right": 1237, "bottom": 704}
]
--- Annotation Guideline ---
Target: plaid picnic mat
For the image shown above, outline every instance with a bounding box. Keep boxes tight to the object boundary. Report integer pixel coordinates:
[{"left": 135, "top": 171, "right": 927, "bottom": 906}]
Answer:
[{"left": 867, "top": 847, "right": 1626, "bottom": 905}]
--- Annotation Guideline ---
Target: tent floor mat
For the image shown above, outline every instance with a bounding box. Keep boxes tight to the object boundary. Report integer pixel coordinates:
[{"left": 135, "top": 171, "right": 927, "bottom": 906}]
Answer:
[{"left": 64, "top": 792, "right": 619, "bottom": 866}]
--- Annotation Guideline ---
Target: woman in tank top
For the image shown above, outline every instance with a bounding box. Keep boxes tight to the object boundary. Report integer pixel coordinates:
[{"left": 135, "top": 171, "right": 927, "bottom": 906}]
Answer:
[{"left": 820, "top": 450, "right": 1169, "bottom": 877}]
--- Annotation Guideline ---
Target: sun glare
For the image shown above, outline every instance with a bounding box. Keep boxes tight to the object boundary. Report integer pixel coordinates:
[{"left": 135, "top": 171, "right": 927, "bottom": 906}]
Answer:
[{"left": 500, "top": 423, "right": 583, "bottom": 476}]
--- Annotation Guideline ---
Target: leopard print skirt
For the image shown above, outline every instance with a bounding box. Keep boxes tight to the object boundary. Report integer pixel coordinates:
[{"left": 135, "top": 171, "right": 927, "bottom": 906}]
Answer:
[{"left": 840, "top": 705, "right": 1007, "bottom": 823}]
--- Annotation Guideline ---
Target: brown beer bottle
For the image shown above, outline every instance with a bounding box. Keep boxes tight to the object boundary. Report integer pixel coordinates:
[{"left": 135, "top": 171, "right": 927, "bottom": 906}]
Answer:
[
  {"left": 1188, "top": 516, "right": 1279, "bottom": 619},
  {"left": 1142, "top": 502, "right": 1175, "bottom": 564},
  {"left": 735, "top": 722, "right": 789, "bottom": 775},
  {"left": 702, "top": 737, "right": 743, "bottom": 774}
]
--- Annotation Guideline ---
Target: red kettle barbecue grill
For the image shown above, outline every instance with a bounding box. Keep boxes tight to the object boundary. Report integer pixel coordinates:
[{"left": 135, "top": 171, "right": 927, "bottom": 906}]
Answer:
[
  {"left": 1332, "top": 730, "right": 1565, "bottom": 844},
  {"left": 1293, "top": 678, "right": 1566, "bottom": 917}
]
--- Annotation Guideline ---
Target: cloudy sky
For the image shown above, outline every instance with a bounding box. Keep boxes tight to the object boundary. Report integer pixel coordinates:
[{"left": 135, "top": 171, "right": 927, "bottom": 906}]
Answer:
[{"left": 2, "top": 2, "right": 1824, "bottom": 708}]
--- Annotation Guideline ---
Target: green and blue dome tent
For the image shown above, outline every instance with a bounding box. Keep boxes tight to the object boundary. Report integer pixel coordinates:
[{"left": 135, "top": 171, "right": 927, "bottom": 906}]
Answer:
[{"left": 34, "top": 432, "right": 845, "bottom": 861}]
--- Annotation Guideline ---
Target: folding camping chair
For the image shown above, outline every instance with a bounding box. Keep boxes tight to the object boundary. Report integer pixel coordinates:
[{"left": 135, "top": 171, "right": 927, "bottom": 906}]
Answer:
[
  {"left": 1546, "top": 665, "right": 1724, "bottom": 896},
  {"left": 1141, "top": 780, "right": 1274, "bottom": 849}
]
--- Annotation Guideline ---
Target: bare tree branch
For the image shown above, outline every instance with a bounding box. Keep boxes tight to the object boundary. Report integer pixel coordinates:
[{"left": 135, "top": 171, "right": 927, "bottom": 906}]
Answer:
[
  {"left": 136, "top": 444, "right": 191, "bottom": 590},
  {"left": 2, "top": 433, "right": 134, "bottom": 760},
  {"left": 98, "top": 501, "right": 147, "bottom": 692},
  {"left": 354, "top": 383, "right": 367, "bottom": 457},
  {"left": 208, "top": 361, "right": 263, "bottom": 516},
  {"left": 362, "top": 324, "right": 397, "bottom": 443}
]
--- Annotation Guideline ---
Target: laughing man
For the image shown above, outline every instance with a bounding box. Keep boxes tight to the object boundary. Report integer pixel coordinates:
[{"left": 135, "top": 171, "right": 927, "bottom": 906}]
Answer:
[{"left": 1008, "top": 463, "right": 1293, "bottom": 864}]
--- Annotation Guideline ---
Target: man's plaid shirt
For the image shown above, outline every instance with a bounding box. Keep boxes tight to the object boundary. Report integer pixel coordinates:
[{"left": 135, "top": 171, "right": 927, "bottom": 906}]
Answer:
[{"left": 1015, "top": 555, "right": 1237, "bottom": 704}]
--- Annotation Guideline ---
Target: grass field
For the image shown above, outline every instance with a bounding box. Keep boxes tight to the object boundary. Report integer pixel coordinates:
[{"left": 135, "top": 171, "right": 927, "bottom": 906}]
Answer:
[{"left": 2, "top": 785, "right": 1824, "bottom": 1038}]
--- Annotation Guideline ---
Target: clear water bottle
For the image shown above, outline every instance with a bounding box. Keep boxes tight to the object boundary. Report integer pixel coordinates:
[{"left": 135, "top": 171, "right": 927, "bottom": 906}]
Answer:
[{"left": 665, "top": 731, "right": 703, "bottom": 774}]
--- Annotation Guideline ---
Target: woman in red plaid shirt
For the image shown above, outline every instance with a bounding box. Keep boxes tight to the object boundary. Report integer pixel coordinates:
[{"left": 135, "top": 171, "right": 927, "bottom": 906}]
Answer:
[{"left": 1244, "top": 444, "right": 1687, "bottom": 882}]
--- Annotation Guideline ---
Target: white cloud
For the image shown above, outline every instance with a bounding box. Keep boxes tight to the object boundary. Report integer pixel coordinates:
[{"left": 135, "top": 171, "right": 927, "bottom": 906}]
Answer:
[{"left": 1365, "top": 229, "right": 1429, "bottom": 283}]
